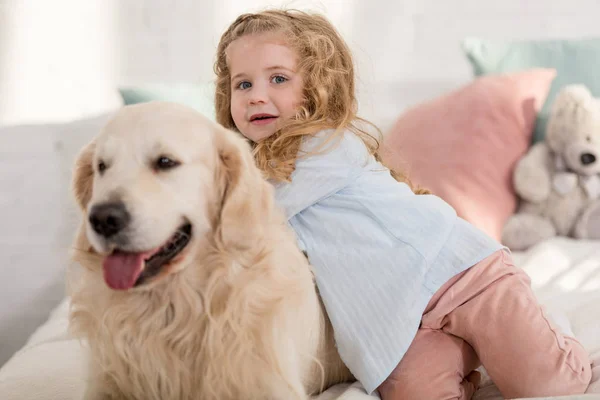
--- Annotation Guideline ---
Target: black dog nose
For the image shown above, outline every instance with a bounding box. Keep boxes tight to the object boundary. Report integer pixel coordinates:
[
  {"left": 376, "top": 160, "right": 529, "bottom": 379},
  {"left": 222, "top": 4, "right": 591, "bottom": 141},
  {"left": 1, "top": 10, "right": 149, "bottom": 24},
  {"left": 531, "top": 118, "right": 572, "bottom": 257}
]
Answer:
[
  {"left": 581, "top": 153, "right": 597, "bottom": 165},
  {"left": 89, "top": 202, "right": 130, "bottom": 238}
]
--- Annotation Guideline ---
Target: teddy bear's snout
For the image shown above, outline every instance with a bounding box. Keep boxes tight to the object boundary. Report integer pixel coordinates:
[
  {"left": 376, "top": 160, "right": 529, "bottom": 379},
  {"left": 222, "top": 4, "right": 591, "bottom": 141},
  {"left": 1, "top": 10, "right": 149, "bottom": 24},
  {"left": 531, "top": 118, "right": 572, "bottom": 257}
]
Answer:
[
  {"left": 564, "top": 143, "right": 600, "bottom": 174},
  {"left": 581, "top": 153, "right": 597, "bottom": 165}
]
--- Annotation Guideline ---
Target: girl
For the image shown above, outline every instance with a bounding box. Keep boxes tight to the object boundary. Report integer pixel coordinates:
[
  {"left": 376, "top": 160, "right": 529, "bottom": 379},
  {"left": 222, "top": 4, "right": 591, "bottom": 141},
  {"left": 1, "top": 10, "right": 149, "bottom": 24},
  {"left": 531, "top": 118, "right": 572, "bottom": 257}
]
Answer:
[{"left": 213, "top": 9, "right": 592, "bottom": 400}]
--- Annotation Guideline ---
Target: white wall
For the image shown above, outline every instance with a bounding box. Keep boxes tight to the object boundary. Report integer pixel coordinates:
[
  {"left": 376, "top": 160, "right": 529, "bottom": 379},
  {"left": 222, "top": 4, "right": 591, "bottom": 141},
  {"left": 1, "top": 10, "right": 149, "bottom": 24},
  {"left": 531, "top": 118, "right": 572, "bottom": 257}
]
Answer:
[
  {"left": 2, "top": 0, "right": 600, "bottom": 129},
  {"left": 0, "top": 1, "right": 122, "bottom": 125}
]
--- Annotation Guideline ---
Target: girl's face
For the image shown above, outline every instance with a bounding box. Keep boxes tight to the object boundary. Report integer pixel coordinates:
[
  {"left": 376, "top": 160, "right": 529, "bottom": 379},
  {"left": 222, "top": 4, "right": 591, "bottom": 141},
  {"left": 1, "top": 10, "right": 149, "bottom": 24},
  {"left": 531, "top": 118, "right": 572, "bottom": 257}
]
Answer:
[{"left": 227, "top": 33, "right": 304, "bottom": 142}]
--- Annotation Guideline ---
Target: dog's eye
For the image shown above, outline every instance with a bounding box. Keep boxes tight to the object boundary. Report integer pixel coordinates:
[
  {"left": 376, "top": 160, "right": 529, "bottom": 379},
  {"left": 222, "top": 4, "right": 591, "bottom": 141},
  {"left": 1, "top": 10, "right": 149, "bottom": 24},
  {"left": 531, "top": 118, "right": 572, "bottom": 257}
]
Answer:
[
  {"left": 155, "top": 156, "right": 180, "bottom": 170},
  {"left": 98, "top": 161, "right": 107, "bottom": 173}
]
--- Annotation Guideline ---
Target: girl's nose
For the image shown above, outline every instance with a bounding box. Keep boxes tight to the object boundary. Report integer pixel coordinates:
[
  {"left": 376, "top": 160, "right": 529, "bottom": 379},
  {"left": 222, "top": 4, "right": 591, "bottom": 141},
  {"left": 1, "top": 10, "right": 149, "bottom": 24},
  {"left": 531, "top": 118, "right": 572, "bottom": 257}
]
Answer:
[{"left": 248, "top": 85, "right": 268, "bottom": 105}]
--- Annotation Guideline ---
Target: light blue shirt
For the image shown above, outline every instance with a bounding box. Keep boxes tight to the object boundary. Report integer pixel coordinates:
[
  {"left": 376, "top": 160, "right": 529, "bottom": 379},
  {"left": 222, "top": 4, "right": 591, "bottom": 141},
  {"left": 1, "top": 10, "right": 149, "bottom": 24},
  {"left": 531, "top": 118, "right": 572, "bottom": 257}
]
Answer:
[{"left": 271, "top": 130, "right": 503, "bottom": 394}]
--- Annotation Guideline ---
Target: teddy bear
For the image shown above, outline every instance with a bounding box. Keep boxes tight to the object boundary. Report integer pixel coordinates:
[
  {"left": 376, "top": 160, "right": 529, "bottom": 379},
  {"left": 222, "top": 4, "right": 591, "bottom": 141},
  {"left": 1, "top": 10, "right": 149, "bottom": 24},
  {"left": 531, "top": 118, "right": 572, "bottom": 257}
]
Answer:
[{"left": 502, "top": 84, "right": 600, "bottom": 251}]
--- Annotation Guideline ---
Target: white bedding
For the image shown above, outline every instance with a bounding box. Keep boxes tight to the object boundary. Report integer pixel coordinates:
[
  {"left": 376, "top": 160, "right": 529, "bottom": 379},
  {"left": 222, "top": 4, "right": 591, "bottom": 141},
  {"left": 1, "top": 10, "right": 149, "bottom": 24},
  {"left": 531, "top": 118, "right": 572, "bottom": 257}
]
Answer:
[{"left": 1, "top": 237, "right": 600, "bottom": 400}]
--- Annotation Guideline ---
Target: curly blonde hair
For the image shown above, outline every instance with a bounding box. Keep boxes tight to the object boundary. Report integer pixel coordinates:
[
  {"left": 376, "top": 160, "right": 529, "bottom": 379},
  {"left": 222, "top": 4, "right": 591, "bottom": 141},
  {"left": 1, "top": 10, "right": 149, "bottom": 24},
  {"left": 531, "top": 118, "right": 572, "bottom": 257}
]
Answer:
[{"left": 214, "top": 8, "right": 429, "bottom": 194}]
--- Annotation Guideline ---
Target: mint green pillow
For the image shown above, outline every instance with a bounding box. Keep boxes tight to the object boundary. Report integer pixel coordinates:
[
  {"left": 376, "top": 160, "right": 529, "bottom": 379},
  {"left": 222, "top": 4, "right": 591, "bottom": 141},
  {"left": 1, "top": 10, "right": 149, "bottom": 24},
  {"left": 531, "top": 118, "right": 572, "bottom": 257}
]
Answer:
[
  {"left": 118, "top": 82, "right": 216, "bottom": 121},
  {"left": 463, "top": 37, "right": 600, "bottom": 143}
]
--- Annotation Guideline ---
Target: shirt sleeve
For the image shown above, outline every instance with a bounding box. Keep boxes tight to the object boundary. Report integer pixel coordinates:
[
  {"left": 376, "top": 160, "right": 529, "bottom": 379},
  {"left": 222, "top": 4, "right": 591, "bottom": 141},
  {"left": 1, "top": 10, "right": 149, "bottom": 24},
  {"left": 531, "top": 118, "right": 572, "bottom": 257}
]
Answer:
[{"left": 272, "top": 131, "right": 368, "bottom": 220}]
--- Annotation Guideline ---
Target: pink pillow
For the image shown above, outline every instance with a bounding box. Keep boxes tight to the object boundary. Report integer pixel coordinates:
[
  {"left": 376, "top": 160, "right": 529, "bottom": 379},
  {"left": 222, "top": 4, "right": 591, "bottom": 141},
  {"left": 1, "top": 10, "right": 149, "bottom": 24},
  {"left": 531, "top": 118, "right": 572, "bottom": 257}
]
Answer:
[{"left": 382, "top": 69, "right": 557, "bottom": 241}]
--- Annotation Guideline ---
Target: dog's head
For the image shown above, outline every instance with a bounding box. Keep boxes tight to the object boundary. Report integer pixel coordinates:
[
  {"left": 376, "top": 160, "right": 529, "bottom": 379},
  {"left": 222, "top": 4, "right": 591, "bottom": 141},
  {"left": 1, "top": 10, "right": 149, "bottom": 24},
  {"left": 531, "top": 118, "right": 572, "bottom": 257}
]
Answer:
[{"left": 72, "top": 101, "right": 269, "bottom": 291}]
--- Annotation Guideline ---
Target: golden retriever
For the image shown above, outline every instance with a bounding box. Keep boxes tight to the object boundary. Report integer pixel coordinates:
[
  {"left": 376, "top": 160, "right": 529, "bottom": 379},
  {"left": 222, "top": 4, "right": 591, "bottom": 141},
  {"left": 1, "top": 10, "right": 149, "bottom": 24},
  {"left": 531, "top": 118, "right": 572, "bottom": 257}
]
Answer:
[{"left": 67, "top": 101, "right": 352, "bottom": 400}]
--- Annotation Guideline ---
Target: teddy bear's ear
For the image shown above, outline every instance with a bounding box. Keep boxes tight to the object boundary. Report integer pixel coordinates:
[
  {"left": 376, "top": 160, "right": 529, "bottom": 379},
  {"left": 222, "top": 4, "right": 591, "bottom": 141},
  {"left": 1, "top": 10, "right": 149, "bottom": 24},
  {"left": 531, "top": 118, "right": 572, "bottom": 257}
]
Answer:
[
  {"left": 552, "top": 85, "right": 593, "bottom": 115},
  {"left": 546, "top": 84, "right": 599, "bottom": 152}
]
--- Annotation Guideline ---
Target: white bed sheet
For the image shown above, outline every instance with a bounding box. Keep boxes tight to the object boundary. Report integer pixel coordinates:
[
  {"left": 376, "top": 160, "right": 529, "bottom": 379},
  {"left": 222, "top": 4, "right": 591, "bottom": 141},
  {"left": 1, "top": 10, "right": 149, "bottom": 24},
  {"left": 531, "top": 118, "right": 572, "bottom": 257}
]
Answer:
[{"left": 1, "top": 237, "right": 600, "bottom": 400}]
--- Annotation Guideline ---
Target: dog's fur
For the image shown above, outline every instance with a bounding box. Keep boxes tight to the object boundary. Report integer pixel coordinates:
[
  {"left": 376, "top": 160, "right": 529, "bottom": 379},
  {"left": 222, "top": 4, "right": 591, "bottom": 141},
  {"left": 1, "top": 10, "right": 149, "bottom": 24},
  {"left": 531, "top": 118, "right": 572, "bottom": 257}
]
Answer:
[{"left": 67, "top": 102, "right": 352, "bottom": 400}]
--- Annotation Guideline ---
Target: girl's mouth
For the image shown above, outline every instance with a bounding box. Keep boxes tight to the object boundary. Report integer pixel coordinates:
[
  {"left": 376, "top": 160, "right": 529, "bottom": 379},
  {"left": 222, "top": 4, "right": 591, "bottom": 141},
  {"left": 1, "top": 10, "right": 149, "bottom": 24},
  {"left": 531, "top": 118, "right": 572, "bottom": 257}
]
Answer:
[{"left": 250, "top": 114, "right": 278, "bottom": 125}]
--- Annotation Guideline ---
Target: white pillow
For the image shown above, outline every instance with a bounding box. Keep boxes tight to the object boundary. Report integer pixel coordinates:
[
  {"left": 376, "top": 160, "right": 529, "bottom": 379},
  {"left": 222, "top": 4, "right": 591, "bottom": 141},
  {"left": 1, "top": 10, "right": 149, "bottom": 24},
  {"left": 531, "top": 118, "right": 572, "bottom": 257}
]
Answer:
[{"left": 0, "top": 112, "right": 115, "bottom": 366}]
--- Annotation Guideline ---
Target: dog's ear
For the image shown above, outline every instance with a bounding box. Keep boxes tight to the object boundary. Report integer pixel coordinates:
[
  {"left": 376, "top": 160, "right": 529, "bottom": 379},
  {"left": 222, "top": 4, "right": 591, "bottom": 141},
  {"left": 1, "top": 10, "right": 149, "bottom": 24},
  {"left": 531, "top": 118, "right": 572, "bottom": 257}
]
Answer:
[
  {"left": 72, "top": 140, "right": 96, "bottom": 210},
  {"left": 215, "top": 126, "right": 273, "bottom": 249}
]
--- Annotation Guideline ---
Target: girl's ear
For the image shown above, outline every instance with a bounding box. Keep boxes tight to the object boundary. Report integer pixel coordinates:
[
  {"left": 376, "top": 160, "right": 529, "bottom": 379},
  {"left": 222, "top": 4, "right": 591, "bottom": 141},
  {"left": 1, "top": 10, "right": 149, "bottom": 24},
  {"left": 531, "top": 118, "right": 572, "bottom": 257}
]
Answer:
[{"left": 71, "top": 140, "right": 96, "bottom": 210}]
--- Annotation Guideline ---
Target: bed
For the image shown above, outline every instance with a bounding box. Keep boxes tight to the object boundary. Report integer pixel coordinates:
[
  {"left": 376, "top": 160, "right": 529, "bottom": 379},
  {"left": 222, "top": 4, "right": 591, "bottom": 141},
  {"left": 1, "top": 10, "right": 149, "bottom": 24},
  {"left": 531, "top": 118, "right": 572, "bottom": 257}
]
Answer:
[
  {"left": 2, "top": 95, "right": 600, "bottom": 399},
  {"left": 0, "top": 236, "right": 599, "bottom": 399}
]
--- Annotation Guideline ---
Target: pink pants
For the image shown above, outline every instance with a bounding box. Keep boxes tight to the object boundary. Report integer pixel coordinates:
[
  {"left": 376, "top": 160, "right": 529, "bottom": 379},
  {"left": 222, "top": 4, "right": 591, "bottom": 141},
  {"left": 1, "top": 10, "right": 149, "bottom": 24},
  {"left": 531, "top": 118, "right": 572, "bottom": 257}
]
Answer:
[{"left": 378, "top": 249, "right": 592, "bottom": 400}]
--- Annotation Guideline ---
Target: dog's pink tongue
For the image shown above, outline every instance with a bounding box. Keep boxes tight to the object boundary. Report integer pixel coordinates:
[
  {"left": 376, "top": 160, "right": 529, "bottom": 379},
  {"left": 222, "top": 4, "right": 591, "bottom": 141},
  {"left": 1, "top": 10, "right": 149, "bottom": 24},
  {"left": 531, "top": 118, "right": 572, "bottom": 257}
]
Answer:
[{"left": 103, "top": 252, "right": 145, "bottom": 290}]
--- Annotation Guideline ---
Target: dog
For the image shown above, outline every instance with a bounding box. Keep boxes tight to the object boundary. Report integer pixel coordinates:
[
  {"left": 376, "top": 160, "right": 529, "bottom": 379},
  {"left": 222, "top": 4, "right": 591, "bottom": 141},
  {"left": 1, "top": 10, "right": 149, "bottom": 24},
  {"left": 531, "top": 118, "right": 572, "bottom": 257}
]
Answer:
[{"left": 67, "top": 101, "right": 352, "bottom": 400}]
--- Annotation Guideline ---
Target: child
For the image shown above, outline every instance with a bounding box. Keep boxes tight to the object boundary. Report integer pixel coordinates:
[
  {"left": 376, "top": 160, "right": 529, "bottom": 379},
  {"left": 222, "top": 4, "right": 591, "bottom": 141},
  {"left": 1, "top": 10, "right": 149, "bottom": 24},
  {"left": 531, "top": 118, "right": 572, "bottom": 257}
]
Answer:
[{"left": 213, "top": 9, "right": 592, "bottom": 399}]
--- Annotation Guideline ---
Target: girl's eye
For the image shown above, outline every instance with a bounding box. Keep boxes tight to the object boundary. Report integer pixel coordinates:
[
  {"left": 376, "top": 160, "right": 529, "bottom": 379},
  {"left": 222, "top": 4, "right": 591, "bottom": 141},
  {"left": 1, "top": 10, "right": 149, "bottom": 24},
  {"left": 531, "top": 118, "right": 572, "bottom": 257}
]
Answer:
[
  {"left": 237, "top": 81, "right": 251, "bottom": 90},
  {"left": 272, "top": 75, "right": 287, "bottom": 84}
]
